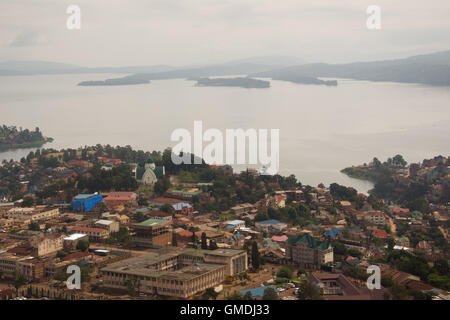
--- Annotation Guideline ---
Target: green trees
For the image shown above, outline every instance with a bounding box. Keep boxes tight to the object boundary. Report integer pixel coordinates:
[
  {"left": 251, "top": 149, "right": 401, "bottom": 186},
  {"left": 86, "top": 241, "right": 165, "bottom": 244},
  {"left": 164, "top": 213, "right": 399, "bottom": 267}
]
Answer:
[
  {"left": 76, "top": 239, "right": 89, "bottom": 252},
  {"left": 277, "top": 266, "right": 293, "bottom": 279},
  {"left": 201, "top": 232, "right": 208, "bottom": 249},
  {"left": 154, "top": 176, "right": 171, "bottom": 195},
  {"left": 56, "top": 250, "right": 67, "bottom": 258},
  {"left": 262, "top": 287, "right": 279, "bottom": 300},
  {"left": 226, "top": 291, "right": 244, "bottom": 300},
  {"left": 297, "top": 280, "right": 322, "bottom": 300},
  {"left": 251, "top": 241, "right": 260, "bottom": 271},
  {"left": 21, "top": 196, "right": 34, "bottom": 207}
]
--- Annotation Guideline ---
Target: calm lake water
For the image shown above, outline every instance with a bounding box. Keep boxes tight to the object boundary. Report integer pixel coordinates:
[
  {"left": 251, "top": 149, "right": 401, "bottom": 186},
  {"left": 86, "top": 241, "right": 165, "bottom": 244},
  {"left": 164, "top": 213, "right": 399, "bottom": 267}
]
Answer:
[{"left": 1, "top": 73, "right": 450, "bottom": 194}]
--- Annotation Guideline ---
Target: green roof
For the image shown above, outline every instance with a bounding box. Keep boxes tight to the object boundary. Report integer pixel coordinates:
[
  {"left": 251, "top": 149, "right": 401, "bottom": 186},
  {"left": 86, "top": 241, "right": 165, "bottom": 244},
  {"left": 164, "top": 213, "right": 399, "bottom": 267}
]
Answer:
[
  {"left": 136, "top": 218, "right": 167, "bottom": 227},
  {"left": 136, "top": 166, "right": 145, "bottom": 180},
  {"left": 287, "top": 233, "right": 330, "bottom": 250}
]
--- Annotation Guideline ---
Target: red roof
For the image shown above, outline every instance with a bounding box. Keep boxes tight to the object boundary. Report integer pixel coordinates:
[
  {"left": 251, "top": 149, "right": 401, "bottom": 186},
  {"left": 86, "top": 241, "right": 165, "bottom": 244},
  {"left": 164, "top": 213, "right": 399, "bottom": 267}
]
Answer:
[
  {"left": 271, "top": 235, "right": 288, "bottom": 242},
  {"left": 104, "top": 192, "right": 136, "bottom": 201},
  {"left": 373, "top": 229, "right": 388, "bottom": 239}
]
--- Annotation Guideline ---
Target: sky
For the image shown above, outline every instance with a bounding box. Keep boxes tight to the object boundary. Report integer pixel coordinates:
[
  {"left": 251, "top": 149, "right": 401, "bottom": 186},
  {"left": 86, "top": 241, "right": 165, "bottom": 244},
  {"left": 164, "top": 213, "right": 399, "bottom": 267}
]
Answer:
[{"left": 0, "top": 0, "right": 449, "bottom": 67}]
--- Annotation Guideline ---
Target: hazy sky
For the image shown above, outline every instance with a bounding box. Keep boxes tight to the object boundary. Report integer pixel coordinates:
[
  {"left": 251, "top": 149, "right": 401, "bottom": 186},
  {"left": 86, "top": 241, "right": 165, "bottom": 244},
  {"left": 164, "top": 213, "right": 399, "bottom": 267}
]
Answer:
[{"left": 1, "top": 0, "right": 449, "bottom": 66}]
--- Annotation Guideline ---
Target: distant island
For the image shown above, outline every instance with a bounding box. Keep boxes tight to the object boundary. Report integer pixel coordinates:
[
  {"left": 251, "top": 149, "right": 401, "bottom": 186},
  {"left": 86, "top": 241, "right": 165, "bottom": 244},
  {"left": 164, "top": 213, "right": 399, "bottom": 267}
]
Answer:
[
  {"left": 195, "top": 77, "right": 270, "bottom": 88},
  {"left": 78, "top": 78, "right": 149, "bottom": 86},
  {"left": 0, "top": 125, "right": 53, "bottom": 150}
]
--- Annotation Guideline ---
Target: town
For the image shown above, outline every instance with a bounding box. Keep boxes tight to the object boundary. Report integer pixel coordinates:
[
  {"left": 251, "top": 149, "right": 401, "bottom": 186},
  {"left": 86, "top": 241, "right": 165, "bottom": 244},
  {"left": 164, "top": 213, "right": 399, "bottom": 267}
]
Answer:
[{"left": 0, "top": 145, "right": 449, "bottom": 300}]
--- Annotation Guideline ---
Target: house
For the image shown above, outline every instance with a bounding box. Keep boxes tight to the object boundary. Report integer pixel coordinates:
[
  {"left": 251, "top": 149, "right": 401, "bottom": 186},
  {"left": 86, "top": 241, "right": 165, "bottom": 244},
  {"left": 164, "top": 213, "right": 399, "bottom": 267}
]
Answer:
[
  {"left": 63, "top": 233, "right": 89, "bottom": 251},
  {"left": 172, "top": 202, "right": 194, "bottom": 216},
  {"left": 94, "top": 219, "right": 120, "bottom": 234},
  {"left": 255, "top": 219, "right": 288, "bottom": 233},
  {"left": 67, "top": 226, "right": 108, "bottom": 241},
  {"left": 225, "top": 220, "right": 246, "bottom": 230},
  {"left": 103, "top": 192, "right": 137, "bottom": 206},
  {"left": 285, "top": 233, "right": 333, "bottom": 269},
  {"left": 372, "top": 229, "right": 388, "bottom": 240}
]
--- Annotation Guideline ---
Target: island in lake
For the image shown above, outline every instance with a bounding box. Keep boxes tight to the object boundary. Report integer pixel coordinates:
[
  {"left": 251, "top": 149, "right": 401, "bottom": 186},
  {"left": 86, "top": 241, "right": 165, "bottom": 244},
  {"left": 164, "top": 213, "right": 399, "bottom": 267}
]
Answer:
[
  {"left": 0, "top": 125, "right": 53, "bottom": 150},
  {"left": 77, "top": 78, "right": 149, "bottom": 86},
  {"left": 195, "top": 77, "right": 270, "bottom": 88}
]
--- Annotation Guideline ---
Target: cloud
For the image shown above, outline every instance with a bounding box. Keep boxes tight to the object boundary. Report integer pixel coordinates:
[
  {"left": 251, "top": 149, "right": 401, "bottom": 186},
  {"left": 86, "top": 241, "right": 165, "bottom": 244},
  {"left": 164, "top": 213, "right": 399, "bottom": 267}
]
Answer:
[{"left": 10, "top": 31, "right": 49, "bottom": 47}]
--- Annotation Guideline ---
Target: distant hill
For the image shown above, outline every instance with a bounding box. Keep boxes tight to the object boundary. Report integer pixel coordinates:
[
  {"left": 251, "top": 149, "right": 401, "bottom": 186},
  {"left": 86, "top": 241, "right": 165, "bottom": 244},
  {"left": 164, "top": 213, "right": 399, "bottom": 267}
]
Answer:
[
  {"left": 222, "top": 55, "right": 306, "bottom": 67},
  {"left": 251, "top": 51, "right": 450, "bottom": 86},
  {"left": 0, "top": 60, "right": 174, "bottom": 76}
]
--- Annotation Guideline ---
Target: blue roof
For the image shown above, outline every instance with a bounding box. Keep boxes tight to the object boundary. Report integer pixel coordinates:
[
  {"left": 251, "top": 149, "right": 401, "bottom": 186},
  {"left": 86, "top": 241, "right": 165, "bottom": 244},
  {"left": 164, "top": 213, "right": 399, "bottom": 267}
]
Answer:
[
  {"left": 258, "top": 219, "right": 283, "bottom": 225},
  {"left": 239, "top": 286, "right": 278, "bottom": 298},
  {"left": 324, "top": 228, "right": 342, "bottom": 238},
  {"left": 226, "top": 225, "right": 235, "bottom": 229}
]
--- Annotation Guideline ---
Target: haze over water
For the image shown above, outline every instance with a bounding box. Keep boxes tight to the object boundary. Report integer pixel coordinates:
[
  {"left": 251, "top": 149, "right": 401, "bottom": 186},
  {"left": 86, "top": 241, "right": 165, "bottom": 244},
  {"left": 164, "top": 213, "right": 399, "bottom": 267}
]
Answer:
[{"left": 1, "top": 73, "right": 449, "bottom": 194}]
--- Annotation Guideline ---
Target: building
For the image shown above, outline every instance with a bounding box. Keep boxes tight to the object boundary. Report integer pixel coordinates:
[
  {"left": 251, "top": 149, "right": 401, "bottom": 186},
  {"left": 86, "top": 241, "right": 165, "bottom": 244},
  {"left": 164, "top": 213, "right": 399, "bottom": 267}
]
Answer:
[
  {"left": 286, "top": 233, "right": 333, "bottom": 269},
  {"left": 135, "top": 159, "right": 165, "bottom": 186},
  {"left": 5, "top": 206, "right": 59, "bottom": 221},
  {"left": 172, "top": 202, "right": 194, "bottom": 216},
  {"left": 103, "top": 192, "right": 137, "bottom": 206},
  {"left": 67, "top": 226, "right": 108, "bottom": 241},
  {"left": 308, "top": 272, "right": 384, "bottom": 300},
  {"left": 230, "top": 203, "right": 254, "bottom": 216},
  {"left": 146, "top": 210, "right": 173, "bottom": 222},
  {"left": 255, "top": 219, "right": 288, "bottom": 233},
  {"left": 131, "top": 218, "right": 172, "bottom": 248},
  {"left": 63, "top": 233, "right": 89, "bottom": 251},
  {"left": 100, "top": 247, "right": 247, "bottom": 298},
  {"left": 72, "top": 194, "right": 103, "bottom": 212},
  {"left": 31, "top": 233, "right": 64, "bottom": 257},
  {"left": 225, "top": 220, "right": 246, "bottom": 230},
  {"left": 94, "top": 219, "right": 120, "bottom": 234}
]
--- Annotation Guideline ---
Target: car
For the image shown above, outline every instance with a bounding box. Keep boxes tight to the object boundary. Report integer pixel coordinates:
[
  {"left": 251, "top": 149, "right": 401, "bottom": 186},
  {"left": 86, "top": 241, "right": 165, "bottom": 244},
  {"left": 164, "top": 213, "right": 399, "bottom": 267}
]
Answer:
[
  {"left": 278, "top": 288, "right": 285, "bottom": 292},
  {"left": 287, "top": 283, "right": 295, "bottom": 288}
]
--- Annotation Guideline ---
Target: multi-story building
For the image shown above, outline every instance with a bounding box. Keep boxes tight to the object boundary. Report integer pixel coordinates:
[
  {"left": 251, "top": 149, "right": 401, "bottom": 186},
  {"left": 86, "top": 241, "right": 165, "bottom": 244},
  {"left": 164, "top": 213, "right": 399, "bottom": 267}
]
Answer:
[
  {"left": 67, "top": 226, "right": 108, "bottom": 241},
  {"left": 4, "top": 206, "right": 59, "bottom": 221},
  {"left": 30, "top": 233, "right": 65, "bottom": 257},
  {"left": 130, "top": 218, "right": 172, "bottom": 248},
  {"left": 94, "top": 219, "right": 120, "bottom": 233},
  {"left": 285, "top": 233, "right": 333, "bottom": 269},
  {"left": 100, "top": 247, "right": 247, "bottom": 298}
]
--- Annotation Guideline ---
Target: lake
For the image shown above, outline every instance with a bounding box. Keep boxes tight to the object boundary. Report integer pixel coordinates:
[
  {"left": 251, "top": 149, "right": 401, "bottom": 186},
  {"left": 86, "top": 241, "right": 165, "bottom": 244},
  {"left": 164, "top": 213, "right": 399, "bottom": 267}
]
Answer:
[{"left": 1, "top": 73, "right": 450, "bottom": 194}]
